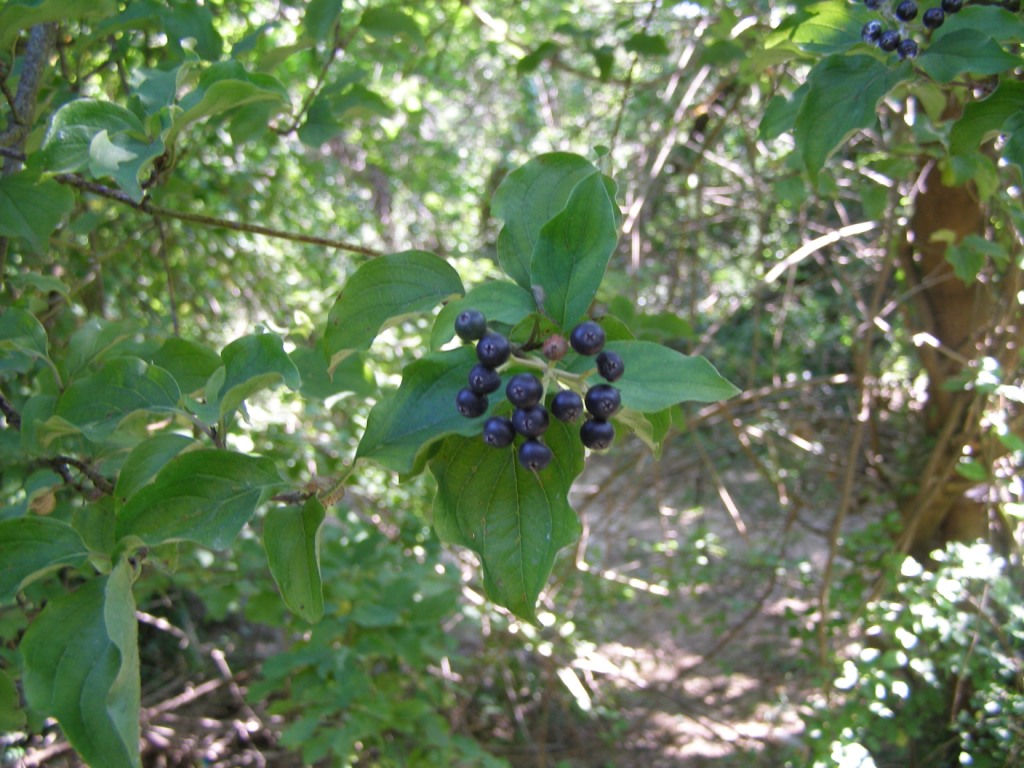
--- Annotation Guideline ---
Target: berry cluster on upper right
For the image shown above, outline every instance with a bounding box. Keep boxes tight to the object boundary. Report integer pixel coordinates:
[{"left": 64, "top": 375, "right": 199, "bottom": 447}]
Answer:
[{"left": 858, "top": 0, "right": 969, "bottom": 60}]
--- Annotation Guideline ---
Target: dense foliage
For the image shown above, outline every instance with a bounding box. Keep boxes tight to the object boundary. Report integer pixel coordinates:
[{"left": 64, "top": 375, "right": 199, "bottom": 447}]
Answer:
[{"left": 1, "top": 0, "right": 1021, "bottom": 766}]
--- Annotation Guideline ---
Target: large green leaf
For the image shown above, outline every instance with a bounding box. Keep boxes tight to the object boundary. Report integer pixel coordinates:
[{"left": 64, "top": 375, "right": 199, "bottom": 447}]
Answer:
[
  {"left": 429, "top": 420, "right": 585, "bottom": 621},
  {"left": 531, "top": 173, "right": 619, "bottom": 328},
  {"left": 571, "top": 341, "right": 739, "bottom": 411},
  {"left": 795, "top": 55, "right": 909, "bottom": 178},
  {"left": 291, "top": 345, "right": 376, "bottom": 400},
  {"left": 492, "top": 153, "right": 599, "bottom": 290},
  {"left": 264, "top": 497, "right": 325, "bottom": 624},
  {"left": 215, "top": 333, "right": 302, "bottom": 417},
  {"left": 781, "top": 1, "right": 873, "bottom": 54},
  {"left": 359, "top": 7, "right": 423, "bottom": 43},
  {"left": 430, "top": 280, "right": 537, "bottom": 350},
  {"left": 0, "top": 175, "right": 74, "bottom": 253},
  {"left": 917, "top": 30, "right": 1021, "bottom": 83},
  {"left": 950, "top": 80, "right": 1024, "bottom": 156},
  {"left": 55, "top": 357, "right": 181, "bottom": 441},
  {"left": 324, "top": 251, "right": 464, "bottom": 372},
  {"left": 21, "top": 562, "right": 141, "bottom": 768},
  {"left": 116, "top": 450, "right": 282, "bottom": 548},
  {"left": 113, "top": 433, "right": 197, "bottom": 510},
  {"left": 0, "top": 517, "right": 89, "bottom": 602},
  {"left": 0, "top": 307, "right": 48, "bottom": 374},
  {"left": 356, "top": 347, "right": 490, "bottom": 474},
  {"left": 0, "top": 0, "right": 118, "bottom": 50},
  {"left": 150, "top": 337, "right": 222, "bottom": 395}
]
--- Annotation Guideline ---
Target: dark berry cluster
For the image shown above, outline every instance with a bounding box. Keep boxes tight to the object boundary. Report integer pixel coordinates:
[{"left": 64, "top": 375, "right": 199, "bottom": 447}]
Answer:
[
  {"left": 858, "top": 0, "right": 972, "bottom": 60},
  {"left": 452, "top": 311, "right": 627, "bottom": 471}
]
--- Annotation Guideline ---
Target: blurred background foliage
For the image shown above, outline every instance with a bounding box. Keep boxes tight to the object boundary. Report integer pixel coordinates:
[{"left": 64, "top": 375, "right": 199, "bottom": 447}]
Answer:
[{"left": 1, "top": 0, "right": 1021, "bottom": 766}]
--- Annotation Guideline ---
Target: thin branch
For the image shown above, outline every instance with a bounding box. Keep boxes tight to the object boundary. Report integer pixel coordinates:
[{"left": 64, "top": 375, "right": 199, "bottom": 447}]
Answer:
[
  {"left": 49, "top": 455, "right": 115, "bottom": 495},
  {"left": 0, "top": 24, "right": 58, "bottom": 152}
]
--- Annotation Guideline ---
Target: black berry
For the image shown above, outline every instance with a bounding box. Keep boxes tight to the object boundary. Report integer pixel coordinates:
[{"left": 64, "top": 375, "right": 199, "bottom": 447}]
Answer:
[
  {"left": 483, "top": 416, "right": 515, "bottom": 448},
  {"left": 455, "top": 309, "right": 487, "bottom": 341},
  {"left": 595, "top": 351, "right": 625, "bottom": 382},
  {"left": 569, "top": 321, "right": 606, "bottom": 356},
  {"left": 897, "top": 38, "right": 919, "bottom": 59},
  {"left": 862, "top": 20, "right": 883, "bottom": 43},
  {"left": 551, "top": 390, "right": 584, "bottom": 422},
  {"left": 506, "top": 373, "right": 543, "bottom": 408},
  {"left": 455, "top": 388, "right": 488, "bottom": 418},
  {"left": 476, "top": 332, "right": 511, "bottom": 368},
  {"left": 468, "top": 364, "right": 501, "bottom": 395},
  {"left": 584, "top": 384, "right": 622, "bottom": 419},
  {"left": 940, "top": 0, "right": 962, "bottom": 13},
  {"left": 864, "top": 0, "right": 882, "bottom": 7},
  {"left": 512, "top": 405, "right": 549, "bottom": 437},
  {"left": 580, "top": 419, "right": 615, "bottom": 450},
  {"left": 922, "top": 7, "right": 945, "bottom": 27},
  {"left": 878, "top": 30, "right": 901, "bottom": 52},
  {"left": 518, "top": 439, "right": 552, "bottom": 471},
  {"left": 895, "top": 0, "right": 918, "bottom": 21}
]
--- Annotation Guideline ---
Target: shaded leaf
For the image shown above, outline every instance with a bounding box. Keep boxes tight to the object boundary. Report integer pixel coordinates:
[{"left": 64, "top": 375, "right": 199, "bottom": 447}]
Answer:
[
  {"left": 430, "top": 281, "right": 537, "bottom": 350},
  {"left": 950, "top": 80, "right": 1024, "bottom": 156},
  {"left": 113, "top": 434, "right": 197, "bottom": 510},
  {"left": 0, "top": 669, "right": 24, "bottom": 730},
  {"left": 116, "top": 450, "right": 282, "bottom": 548},
  {"left": 264, "top": 497, "right": 325, "bottom": 623},
  {"left": 0, "top": 0, "right": 117, "bottom": 50},
  {"left": 21, "top": 563, "right": 141, "bottom": 768},
  {"left": 216, "top": 333, "right": 301, "bottom": 417},
  {"left": 0, "top": 175, "right": 74, "bottom": 253},
  {"left": 917, "top": 30, "right": 1021, "bottom": 83},
  {"left": 0, "top": 517, "right": 89, "bottom": 602},
  {"left": 150, "top": 337, "right": 222, "bottom": 395},
  {"left": 360, "top": 7, "right": 423, "bottom": 43},
  {"left": 0, "top": 307, "right": 48, "bottom": 374}
]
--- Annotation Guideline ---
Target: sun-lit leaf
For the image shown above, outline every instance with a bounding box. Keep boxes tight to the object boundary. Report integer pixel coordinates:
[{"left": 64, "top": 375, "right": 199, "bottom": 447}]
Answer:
[
  {"left": 0, "top": 517, "right": 90, "bottom": 602},
  {"left": 116, "top": 450, "right": 282, "bottom": 548},
  {"left": 430, "top": 420, "right": 585, "bottom": 622},
  {"left": 324, "top": 251, "right": 464, "bottom": 372},
  {"left": 264, "top": 497, "right": 325, "bottom": 624},
  {"left": 21, "top": 562, "right": 141, "bottom": 768},
  {"left": 215, "top": 333, "right": 302, "bottom": 418},
  {"left": 430, "top": 281, "right": 537, "bottom": 350}
]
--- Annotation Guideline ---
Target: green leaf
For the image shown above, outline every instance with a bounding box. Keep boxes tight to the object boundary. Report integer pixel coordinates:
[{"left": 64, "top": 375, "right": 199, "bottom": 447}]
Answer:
[
  {"left": 0, "top": 0, "right": 117, "bottom": 51},
  {"left": 492, "top": 153, "right": 600, "bottom": 290},
  {"left": 0, "top": 669, "right": 24, "bottom": 730},
  {"left": 88, "top": 130, "right": 165, "bottom": 203},
  {"left": 162, "top": 3, "right": 223, "bottom": 60},
  {"left": 795, "top": 55, "right": 909, "bottom": 178},
  {"left": 21, "top": 562, "right": 141, "bottom": 768},
  {"left": 429, "top": 420, "right": 585, "bottom": 621},
  {"left": 0, "top": 517, "right": 89, "bottom": 602},
  {"left": 360, "top": 7, "right": 423, "bottom": 43},
  {"left": 772, "top": 0, "right": 872, "bottom": 55},
  {"left": 150, "top": 337, "right": 222, "bottom": 395},
  {"left": 291, "top": 345, "right": 376, "bottom": 400},
  {"left": 580, "top": 341, "right": 739, "bottom": 411},
  {"left": 950, "top": 80, "right": 1024, "bottom": 156},
  {"left": 55, "top": 357, "right": 181, "bottom": 441},
  {"left": 917, "top": 30, "right": 1022, "bottom": 83},
  {"left": 356, "top": 347, "right": 487, "bottom": 474},
  {"left": 0, "top": 174, "right": 74, "bottom": 253},
  {"left": 165, "top": 61, "right": 288, "bottom": 147},
  {"left": 7, "top": 271, "right": 69, "bottom": 297},
  {"left": 430, "top": 281, "right": 537, "bottom": 350},
  {"left": 41, "top": 99, "right": 144, "bottom": 172},
  {"left": 945, "top": 234, "right": 1008, "bottom": 283},
  {"left": 113, "top": 433, "right": 196, "bottom": 510},
  {"left": 624, "top": 32, "right": 669, "bottom": 56},
  {"left": 215, "top": 333, "right": 301, "bottom": 417},
  {"left": 304, "top": 0, "right": 344, "bottom": 42},
  {"left": 531, "top": 173, "right": 619, "bottom": 328},
  {"left": 65, "top": 318, "right": 135, "bottom": 377},
  {"left": 931, "top": 5, "right": 1024, "bottom": 45},
  {"left": 116, "top": 450, "right": 282, "bottom": 548},
  {"left": 264, "top": 497, "right": 325, "bottom": 624},
  {"left": 324, "top": 251, "right": 464, "bottom": 372},
  {"left": 759, "top": 85, "right": 807, "bottom": 141},
  {"left": 0, "top": 307, "right": 48, "bottom": 374},
  {"left": 517, "top": 41, "right": 560, "bottom": 74}
]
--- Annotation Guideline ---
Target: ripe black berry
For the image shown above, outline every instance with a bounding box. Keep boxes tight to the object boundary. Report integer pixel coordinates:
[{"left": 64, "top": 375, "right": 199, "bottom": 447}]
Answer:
[
  {"left": 922, "top": 7, "right": 945, "bottom": 28},
  {"left": 895, "top": 0, "right": 918, "bottom": 21},
  {"left": 864, "top": 0, "right": 882, "bottom": 8},
  {"left": 483, "top": 416, "right": 516, "bottom": 448},
  {"left": 518, "top": 439, "right": 552, "bottom": 471},
  {"left": 862, "top": 20, "right": 882, "bottom": 43},
  {"left": 455, "top": 387, "right": 488, "bottom": 418},
  {"left": 569, "top": 321, "right": 606, "bottom": 356},
  {"left": 551, "top": 390, "right": 584, "bottom": 422},
  {"left": 878, "top": 30, "right": 901, "bottom": 52},
  {"left": 584, "top": 384, "right": 621, "bottom": 419},
  {"left": 454, "top": 309, "right": 487, "bottom": 341},
  {"left": 476, "top": 332, "right": 511, "bottom": 368},
  {"left": 506, "top": 373, "right": 543, "bottom": 408},
  {"left": 512, "top": 405, "right": 549, "bottom": 437},
  {"left": 897, "top": 38, "right": 919, "bottom": 59},
  {"left": 595, "top": 351, "right": 625, "bottom": 382},
  {"left": 468, "top": 364, "right": 501, "bottom": 395},
  {"left": 580, "top": 419, "right": 615, "bottom": 450},
  {"left": 940, "top": 0, "right": 962, "bottom": 13}
]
